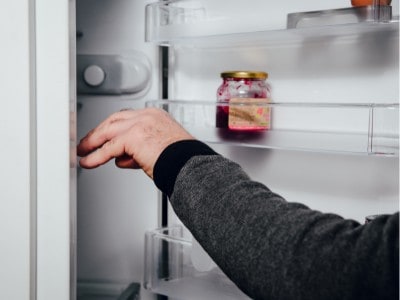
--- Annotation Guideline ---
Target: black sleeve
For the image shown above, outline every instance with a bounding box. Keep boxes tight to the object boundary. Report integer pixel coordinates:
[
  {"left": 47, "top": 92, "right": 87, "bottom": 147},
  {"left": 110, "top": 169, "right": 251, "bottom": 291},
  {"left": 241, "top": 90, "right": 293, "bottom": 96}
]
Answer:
[
  {"left": 153, "top": 139, "right": 218, "bottom": 197},
  {"left": 153, "top": 141, "right": 399, "bottom": 300}
]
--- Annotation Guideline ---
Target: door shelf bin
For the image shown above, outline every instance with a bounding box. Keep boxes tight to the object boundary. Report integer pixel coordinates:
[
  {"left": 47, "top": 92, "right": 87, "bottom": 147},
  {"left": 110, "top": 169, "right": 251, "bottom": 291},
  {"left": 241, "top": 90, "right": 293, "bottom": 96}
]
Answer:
[
  {"left": 143, "top": 226, "right": 250, "bottom": 299},
  {"left": 145, "top": 0, "right": 398, "bottom": 46},
  {"left": 146, "top": 100, "right": 399, "bottom": 156}
]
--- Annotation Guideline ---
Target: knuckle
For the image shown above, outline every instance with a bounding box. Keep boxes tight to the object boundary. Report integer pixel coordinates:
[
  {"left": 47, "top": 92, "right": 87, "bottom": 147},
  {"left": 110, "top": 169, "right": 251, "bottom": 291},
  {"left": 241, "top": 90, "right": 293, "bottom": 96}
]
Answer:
[
  {"left": 107, "top": 112, "right": 123, "bottom": 124},
  {"left": 102, "top": 138, "right": 117, "bottom": 149}
]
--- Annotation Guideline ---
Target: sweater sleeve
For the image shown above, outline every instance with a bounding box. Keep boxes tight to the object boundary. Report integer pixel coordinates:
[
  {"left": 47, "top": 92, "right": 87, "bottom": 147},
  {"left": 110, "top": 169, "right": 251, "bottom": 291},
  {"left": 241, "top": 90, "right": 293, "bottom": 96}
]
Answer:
[
  {"left": 154, "top": 141, "right": 399, "bottom": 300},
  {"left": 153, "top": 140, "right": 218, "bottom": 197}
]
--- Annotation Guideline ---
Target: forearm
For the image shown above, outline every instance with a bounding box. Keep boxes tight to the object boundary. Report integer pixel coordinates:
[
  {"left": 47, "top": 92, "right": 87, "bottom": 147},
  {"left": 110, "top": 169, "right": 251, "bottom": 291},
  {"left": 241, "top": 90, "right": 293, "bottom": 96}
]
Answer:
[{"left": 154, "top": 141, "right": 399, "bottom": 300}]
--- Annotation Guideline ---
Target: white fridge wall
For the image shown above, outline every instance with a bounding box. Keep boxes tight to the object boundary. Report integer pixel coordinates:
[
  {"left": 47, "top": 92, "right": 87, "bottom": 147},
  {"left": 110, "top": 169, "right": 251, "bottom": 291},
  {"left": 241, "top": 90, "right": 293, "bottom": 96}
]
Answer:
[
  {"left": 169, "top": 46, "right": 399, "bottom": 222},
  {"left": 77, "top": 99, "right": 158, "bottom": 280},
  {"left": 171, "top": 36, "right": 399, "bottom": 103},
  {"left": 167, "top": 0, "right": 399, "bottom": 224},
  {"left": 76, "top": 0, "right": 159, "bottom": 297},
  {"left": 210, "top": 146, "right": 399, "bottom": 222}
]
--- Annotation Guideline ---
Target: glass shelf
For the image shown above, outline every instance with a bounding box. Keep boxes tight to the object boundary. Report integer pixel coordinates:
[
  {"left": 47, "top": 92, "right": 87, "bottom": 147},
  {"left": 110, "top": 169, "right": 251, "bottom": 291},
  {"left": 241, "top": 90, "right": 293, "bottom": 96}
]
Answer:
[
  {"left": 146, "top": 100, "right": 399, "bottom": 156},
  {"left": 145, "top": 0, "right": 399, "bottom": 47},
  {"left": 143, "top": 226, "right": 250, "bottom": 300}
]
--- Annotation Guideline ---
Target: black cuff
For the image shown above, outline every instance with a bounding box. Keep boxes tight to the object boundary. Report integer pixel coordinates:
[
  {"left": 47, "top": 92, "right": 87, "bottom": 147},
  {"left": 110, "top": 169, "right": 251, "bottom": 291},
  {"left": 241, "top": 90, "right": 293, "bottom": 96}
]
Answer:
[{"left": 153, "top": 140, "right": 218, "bottom": 197}]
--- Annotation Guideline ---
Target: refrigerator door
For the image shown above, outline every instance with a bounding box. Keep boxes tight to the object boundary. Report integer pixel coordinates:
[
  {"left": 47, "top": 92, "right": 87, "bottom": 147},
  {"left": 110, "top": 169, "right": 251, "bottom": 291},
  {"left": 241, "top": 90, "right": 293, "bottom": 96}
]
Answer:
[
  {"left": 36, "top": 0, "right": 77, "bottom": 299},
  {"left": 0, "top": 2, "right": 37, "bottom": 299},
  {"left": 0, "top": 1, "right": 76, "bottom": 300}
]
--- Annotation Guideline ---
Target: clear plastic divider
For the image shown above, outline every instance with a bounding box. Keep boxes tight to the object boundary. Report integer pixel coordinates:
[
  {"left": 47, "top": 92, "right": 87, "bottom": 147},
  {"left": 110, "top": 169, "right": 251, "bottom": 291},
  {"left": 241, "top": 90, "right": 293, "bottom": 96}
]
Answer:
[{"left": 146, "top": 100, "right": 399, "bottom": 156}]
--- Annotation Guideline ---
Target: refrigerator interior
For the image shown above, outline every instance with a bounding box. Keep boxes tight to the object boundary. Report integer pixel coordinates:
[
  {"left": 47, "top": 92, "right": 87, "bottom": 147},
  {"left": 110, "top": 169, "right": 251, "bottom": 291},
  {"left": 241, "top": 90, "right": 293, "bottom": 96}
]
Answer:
[
  {"left": 76, "top": 0, "right": 399, "bottom": 299},
  {"left": 76, "top": 0, "right": 160, "bottom": 299}
]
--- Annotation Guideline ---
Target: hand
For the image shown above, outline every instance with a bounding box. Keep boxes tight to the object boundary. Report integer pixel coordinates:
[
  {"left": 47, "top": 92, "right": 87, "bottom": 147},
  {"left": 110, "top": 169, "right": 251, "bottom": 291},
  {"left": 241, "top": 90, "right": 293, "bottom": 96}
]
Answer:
[{"left": 77, "top": 108, "right": 194, "bottom": 179}]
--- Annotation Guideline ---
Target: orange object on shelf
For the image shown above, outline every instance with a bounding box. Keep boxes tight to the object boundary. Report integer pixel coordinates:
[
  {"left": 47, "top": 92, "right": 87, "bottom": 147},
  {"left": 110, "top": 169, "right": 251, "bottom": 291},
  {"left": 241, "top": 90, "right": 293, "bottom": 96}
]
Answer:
[{"left": 351, "top": 0, "right": 391, "bottom": 6}]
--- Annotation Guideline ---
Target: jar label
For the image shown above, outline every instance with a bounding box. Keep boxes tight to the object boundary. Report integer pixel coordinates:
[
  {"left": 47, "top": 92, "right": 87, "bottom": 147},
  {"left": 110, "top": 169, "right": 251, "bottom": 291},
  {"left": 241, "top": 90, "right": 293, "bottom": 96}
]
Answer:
[{"left": 228, "top": 98, "right": 271, "bottom": 130}]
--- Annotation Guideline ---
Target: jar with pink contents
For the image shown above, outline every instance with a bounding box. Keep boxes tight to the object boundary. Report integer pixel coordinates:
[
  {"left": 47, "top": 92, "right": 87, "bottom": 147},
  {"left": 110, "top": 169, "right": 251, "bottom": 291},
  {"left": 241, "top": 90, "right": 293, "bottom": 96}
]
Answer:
[{"left": 216, "top": 71, "right": 272, "bottom": 131}]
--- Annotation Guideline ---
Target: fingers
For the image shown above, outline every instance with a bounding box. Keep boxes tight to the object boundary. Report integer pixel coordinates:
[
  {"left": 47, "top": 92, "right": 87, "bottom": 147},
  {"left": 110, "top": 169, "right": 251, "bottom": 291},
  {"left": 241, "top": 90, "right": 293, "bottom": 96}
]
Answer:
[
  {"left": 77, "top": 107, "right": 195, "bottom": 174},
  {"left": 77, "top": 110, "right": 137, "bottom": 157},
  {"left": 79, "top": 135, "right": 128, "bottom": 169}
]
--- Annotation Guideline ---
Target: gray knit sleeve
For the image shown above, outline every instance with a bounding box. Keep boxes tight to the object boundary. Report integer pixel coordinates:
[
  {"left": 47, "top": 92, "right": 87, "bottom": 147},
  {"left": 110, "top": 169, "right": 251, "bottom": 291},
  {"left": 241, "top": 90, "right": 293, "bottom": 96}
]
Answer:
[{"left": 169, "top": 155, "right": 399, "bottom": 300}]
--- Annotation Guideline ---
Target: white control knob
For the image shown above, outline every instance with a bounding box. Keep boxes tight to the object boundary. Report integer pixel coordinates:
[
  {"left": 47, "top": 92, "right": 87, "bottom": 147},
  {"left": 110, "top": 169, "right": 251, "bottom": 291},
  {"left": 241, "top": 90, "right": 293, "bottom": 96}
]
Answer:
[
  {"left": 83, "top": 65, "right": 105, "bottom": 87},
  {"left": 77, "top": 52, "right": 152, "bottom": 95}
]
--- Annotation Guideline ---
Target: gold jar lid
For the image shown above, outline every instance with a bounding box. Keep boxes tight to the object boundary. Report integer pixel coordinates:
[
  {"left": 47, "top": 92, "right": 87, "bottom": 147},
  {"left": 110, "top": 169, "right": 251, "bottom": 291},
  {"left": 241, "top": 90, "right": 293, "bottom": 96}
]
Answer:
[{"left": 221, "top": 71, "right": 268, "bottom": 79}]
